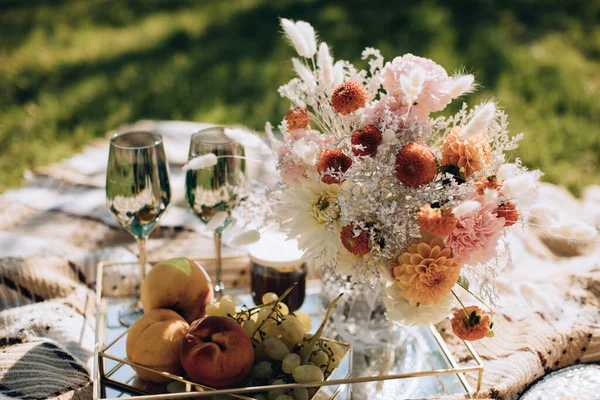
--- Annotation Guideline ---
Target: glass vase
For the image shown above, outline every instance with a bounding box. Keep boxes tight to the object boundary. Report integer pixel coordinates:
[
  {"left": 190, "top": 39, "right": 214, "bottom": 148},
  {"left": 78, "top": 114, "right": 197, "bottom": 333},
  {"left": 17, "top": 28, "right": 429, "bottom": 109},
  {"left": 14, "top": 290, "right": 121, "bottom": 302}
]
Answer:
[{"left": 320, "top": 268, "right": 405, "bottom": 350}]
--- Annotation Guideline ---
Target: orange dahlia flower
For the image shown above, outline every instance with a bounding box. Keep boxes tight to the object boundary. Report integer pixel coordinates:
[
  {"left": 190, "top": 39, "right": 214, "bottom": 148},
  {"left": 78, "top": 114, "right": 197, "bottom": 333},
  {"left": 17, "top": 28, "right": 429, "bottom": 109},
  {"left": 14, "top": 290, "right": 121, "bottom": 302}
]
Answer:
[
  {"left": 418, "top": 204, "right": 457, "bottom": 236},
  {"left": 451, "top": 306, "right": 492, "bottom": 341},
  {"left": 440, "top": 126, "right": 492, "bottom": 178},
  {"left": 391, "top": 237, "right": 461, "bottom": 306}
]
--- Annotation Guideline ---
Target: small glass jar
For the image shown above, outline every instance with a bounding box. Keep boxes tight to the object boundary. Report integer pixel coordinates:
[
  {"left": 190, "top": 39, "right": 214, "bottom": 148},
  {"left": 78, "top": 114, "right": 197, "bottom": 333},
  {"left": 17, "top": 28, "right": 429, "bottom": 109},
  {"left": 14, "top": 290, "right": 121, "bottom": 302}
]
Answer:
[{"left": 247, "top": 231, "right": 306, "bottom": 312}]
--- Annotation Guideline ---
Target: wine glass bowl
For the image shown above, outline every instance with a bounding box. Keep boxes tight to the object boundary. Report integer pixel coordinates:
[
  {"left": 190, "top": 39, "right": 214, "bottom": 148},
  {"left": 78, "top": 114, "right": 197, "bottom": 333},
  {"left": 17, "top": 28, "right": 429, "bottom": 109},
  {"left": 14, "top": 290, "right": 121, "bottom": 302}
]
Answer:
[
  {"left": 107, "top": 132, "right": 171, "bottom": 237},
  {"left": 185, "top": 128, "right": 246, "bottom": 225},
  {"left": 106, "top": 131, "right": 171, "bottom": 326},
  {"left": 185, "top": 127, "right": 246, "bottom": 298}
]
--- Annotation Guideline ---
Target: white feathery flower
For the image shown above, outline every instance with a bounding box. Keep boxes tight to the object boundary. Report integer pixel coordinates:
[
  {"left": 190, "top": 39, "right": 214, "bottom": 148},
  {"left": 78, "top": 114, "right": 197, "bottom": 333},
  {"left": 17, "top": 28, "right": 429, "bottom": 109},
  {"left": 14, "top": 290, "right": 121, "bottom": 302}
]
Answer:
[
  {"left": 549, "top": 220, "right": 597, "bottom": 240},
  {"left": 382, "top": 285, "right": 454, "bottom": 326},
  {"left": 229, "top": 229, "right": 261, "bottom": 246},
  {"left": 277, "top": 178, "right": 341, "bottom": 265},
  {"left": 447, "top": 74, "right": 475, "bottom": 98},
  {"left": 452, "top": 200, "right": 481, "bottom": 218},
  {"left": 182, "top": 153, "right": 217, "bottom": 171},
  {"left": 332, "top": 60, "right": 345, "bottom": 87},
  {"left": 483, "top": 188, "right": 499, "bottom": 204},
  {"left": 224, "top": 128, "right": 270, "bottom": 154},
  {"left": 295, "top": 21, "right": 317, "bottom": 58},
  {"left": 400, "top": 66, "right": 425, "bottom": 103},
  {"left": 496, "top": 163, "right": 520, "bottom": 180},
  {"left": 206, "top": 211, "right": 229, "bottom": 231},
  {"left": 502, "top": 173, "right": 536, "bottom": 199},
  {"left": 292, "top": 58, "right": 316, "bottom": 88},
  {"left": 460, "top": 102, "right": 495, "bottom": 139},
  {"left": 293, "top": 140, "right": 318, "bottom": 166},
  {"left": 280, "top": 18, "right": 311, "bottom": 58},
  {"left": 317, "top": 42, "right": 334, "bottom": 88}
]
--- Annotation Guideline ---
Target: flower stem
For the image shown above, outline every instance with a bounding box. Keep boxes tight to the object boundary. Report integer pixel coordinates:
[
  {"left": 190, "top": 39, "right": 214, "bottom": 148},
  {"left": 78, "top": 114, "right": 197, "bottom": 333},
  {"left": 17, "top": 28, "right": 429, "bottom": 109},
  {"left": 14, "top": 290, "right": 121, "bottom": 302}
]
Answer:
[
  {"left": 451, "top": 289, "right": 468, "bottom": 314},
  {"left": 456, "top": 283, "right": 493, "bottom": 313}
]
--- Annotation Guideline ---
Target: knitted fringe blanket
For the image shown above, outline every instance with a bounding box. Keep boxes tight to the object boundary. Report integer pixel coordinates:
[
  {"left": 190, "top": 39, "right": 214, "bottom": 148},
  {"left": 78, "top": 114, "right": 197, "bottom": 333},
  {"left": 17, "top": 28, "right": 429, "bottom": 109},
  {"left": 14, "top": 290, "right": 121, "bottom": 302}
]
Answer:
[{"left": 1, "top": 164, "right": 599, "bottom": 399}]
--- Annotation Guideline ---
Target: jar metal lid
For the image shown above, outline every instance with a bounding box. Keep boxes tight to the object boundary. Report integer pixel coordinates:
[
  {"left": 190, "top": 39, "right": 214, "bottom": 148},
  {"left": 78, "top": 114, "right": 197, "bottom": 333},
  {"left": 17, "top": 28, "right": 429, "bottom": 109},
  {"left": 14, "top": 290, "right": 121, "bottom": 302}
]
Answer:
[{"left": 247, "top": 231, "right": 305, "bottom": 269}]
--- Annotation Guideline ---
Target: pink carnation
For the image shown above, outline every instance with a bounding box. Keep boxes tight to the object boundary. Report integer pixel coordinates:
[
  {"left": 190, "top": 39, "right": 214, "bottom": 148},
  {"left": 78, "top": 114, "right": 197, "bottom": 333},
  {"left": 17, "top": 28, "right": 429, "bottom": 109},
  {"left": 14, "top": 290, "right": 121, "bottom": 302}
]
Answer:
[
  {"left": 278, "top": 129, "right": 334, "bottom": 183},
  {"left": 365, "top": 95, "right": 408, "bottom": 126},
  {"left": 382, "top": 54, "right": 453, "bottom": 121},
  {"left": 445, "top": 202, "right": 505, "bottom": 265}
]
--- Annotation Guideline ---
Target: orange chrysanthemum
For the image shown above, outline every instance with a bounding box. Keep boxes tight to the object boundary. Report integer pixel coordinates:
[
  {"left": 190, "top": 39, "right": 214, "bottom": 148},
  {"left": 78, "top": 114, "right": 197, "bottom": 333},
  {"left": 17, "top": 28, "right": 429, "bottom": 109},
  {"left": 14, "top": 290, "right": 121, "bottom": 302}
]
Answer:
[
  {"left": 451, "top": 306, "right": 492, "bottom": 341},
  {"left": 390, "top": 237, "right": 461, "bottom": 306},
  {"left": 440, "top": 127, "right": 492, "bottom": 178},
  {"left": 496, "top": 202, "right": 519, "bottom": 227},
  {"left": 317, "top": 148, "right": 352, "bottom": 185},
  {"left": 340, "top": 225, "right": 371, "bottom": 256},
  {"left": 395, "top": 142, "right": 438, "bottom": 188},
  {"left": 351, "top": 125, "right": 382, "bottom": 157},
  {"left": 475, "top": 176, "right": 503, "bottom": 196},
  {"left": 331, "top": 81, "right": 368, "bottom": 115},
  {"left": 284, "top": 107, "right": 312, "bottom": 131},
  {"left": 418, "top": 204, "right": 457, "bottom": 236}
]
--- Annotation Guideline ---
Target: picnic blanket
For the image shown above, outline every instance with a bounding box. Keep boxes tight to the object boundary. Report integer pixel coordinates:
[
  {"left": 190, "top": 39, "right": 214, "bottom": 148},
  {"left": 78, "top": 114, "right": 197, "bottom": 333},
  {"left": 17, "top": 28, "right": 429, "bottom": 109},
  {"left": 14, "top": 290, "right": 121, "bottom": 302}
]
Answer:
[{"left": 0, "top": 121, "right": 599, "bottom": 400}]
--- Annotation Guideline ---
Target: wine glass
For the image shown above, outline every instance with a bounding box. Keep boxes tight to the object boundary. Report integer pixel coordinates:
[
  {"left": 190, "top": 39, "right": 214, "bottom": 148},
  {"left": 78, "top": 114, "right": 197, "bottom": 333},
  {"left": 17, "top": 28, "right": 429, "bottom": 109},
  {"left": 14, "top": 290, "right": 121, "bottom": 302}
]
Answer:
[
  {"left": 106, "top": 131, "right": 171, "bottom": 326},
  {"left": 185, "top": 127, "right": 246, "bottom": 299}
]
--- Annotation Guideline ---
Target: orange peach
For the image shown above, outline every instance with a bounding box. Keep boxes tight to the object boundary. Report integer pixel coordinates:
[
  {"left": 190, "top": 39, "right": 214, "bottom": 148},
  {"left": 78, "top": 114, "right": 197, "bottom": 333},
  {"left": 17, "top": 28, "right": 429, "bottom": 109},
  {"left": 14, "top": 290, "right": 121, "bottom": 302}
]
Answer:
[
  {"left": 180, "top": 316, "right": 254, "bottom": 388},
  {"left": 126, "top": 309, "right": 190, "bottom": 383},
  {"left": 141, "top": 257, "right": 213, "bottom": 323}
]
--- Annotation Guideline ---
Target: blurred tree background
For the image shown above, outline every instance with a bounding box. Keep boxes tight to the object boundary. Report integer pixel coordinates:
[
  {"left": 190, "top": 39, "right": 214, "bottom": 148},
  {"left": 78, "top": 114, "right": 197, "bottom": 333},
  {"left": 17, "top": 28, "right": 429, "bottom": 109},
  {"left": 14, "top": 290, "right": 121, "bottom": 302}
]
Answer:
[{"left": 1, "top": 0, "right": 599, "bottom": 194}]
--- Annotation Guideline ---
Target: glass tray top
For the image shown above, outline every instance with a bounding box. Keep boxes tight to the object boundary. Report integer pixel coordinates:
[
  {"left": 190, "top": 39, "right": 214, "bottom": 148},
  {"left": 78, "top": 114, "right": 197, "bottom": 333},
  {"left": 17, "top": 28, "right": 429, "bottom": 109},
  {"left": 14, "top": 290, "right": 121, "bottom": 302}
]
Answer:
[{"left": 98, "top": 282, "right": 470, "bottom": 399}]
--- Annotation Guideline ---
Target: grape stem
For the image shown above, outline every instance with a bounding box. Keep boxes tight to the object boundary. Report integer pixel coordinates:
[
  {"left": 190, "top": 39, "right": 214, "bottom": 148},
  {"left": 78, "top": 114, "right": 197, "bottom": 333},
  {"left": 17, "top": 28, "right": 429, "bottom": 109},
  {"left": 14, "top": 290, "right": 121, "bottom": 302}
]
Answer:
[
  {"left": 250, "top": 283, "right": 298, "bottom": 344},
  {"left": 301, "top": 293, "right": 343, "bottom": 364}
]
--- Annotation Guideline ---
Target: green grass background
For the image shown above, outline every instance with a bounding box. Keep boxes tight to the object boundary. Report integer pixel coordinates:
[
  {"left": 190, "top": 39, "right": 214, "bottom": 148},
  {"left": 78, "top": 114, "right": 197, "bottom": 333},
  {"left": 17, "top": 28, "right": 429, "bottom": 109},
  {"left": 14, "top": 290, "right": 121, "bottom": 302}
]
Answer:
[{"left": 1, "top": 0, "right": 599, "bottom": 194}]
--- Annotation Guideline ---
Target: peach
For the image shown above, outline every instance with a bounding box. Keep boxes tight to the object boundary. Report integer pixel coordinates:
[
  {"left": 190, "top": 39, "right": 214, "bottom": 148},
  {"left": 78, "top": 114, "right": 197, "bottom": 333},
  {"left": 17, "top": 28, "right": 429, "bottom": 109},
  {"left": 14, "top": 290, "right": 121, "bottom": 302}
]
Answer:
[
  {"left": 180, "top": 316, "right": 254, "bottom": 388},
  {"left": 141, "top": 257, "right": 213, "bottom": 323},
  {"left": 126, "top": 309, "right": 190, "bottom": 383}
]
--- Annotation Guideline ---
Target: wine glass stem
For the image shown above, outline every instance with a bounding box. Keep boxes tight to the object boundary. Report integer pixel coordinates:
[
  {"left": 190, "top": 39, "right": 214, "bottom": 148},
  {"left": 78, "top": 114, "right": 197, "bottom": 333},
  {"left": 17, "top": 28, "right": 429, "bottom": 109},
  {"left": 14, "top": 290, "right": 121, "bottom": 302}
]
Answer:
[
  {"left": 214, "top": 230, "right": 224, "bottom": 300},
  {"left": 137, "top": 237, "right": 146, "bottom": 307}
]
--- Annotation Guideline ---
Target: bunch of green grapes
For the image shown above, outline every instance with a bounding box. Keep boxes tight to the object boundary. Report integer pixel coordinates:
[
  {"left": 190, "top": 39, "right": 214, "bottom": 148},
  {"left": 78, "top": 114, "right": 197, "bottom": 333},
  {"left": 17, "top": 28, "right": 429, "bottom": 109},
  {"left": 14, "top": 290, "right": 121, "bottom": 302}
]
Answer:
[{"left": 211, "top": 292, "right": 345, "bottom": 400}]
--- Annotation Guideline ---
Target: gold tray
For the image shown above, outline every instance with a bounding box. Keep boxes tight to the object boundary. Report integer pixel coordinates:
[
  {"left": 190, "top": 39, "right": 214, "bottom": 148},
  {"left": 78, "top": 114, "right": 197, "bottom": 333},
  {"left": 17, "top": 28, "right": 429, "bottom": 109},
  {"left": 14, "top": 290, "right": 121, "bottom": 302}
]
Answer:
[
  {"left": 93, "top": 261, "right": 352, "bottom": 400},
  {"left": 93, "top": 260, "right": 483, "bottom": 399}
]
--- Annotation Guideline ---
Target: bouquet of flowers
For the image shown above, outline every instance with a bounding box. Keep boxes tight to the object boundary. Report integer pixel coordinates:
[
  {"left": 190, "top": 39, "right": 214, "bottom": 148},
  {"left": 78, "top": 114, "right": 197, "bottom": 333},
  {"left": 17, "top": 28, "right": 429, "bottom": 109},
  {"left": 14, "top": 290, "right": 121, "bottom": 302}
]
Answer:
[{"left": 266, "top": 18, "right": 545, "bottom": 341}]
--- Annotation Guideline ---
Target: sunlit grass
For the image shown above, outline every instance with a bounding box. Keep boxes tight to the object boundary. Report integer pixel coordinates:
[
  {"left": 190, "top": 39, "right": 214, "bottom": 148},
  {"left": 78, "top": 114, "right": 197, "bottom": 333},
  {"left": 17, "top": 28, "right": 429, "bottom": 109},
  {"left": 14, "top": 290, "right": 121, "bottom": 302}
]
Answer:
[{"left": 1, "top": 0, "right": 598, "bottom": 194}]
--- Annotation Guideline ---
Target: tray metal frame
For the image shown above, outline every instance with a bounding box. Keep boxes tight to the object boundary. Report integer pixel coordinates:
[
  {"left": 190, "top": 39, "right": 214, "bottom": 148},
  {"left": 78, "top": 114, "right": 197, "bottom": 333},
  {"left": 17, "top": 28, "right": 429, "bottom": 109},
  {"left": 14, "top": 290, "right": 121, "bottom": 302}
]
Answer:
[{"left": 93, "top": 260, "right": 483, "bottom": 399}]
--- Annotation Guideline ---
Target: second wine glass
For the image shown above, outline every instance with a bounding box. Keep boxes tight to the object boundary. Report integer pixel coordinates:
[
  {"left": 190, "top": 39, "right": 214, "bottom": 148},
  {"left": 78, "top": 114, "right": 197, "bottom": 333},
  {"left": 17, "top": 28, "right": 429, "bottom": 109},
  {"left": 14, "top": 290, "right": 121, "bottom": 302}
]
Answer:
[{"left": 185, "top": 127, "right": 246, "bottom": 299}]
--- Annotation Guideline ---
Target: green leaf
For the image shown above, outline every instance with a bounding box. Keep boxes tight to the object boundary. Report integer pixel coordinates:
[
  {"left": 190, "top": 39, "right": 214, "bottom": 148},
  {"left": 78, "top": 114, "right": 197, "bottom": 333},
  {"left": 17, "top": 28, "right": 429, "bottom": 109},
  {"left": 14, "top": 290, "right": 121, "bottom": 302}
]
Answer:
[{"left": 457, "top": 275, "right": 469, "bottom": 291}]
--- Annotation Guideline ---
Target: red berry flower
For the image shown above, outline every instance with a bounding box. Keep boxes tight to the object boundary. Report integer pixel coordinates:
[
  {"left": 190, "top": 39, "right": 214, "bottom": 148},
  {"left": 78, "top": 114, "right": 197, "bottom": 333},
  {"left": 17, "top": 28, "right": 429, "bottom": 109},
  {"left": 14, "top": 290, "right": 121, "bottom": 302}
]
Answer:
[
  {"left": 395, "top": 142, "right": 438, "bottom": 188},
  {"left": 331, "top": 81, "right": 368, "bottom": 115},
  {"left": 476, "top": 176, "right": 503, "bottom": 196},
  {"left": 351, "top": 125, "right": 383, "bottom": 157},
  {"left": 496, "top": 202, "right": 519, "bottom": 227},
  {"left": 317, "top": 148, "right": 352, "bottom": 184},
  {"left": 451, "top": 306, "right": 493, "bottom": 341},
  {"left": 340, "top": 224, "right": 371, "bottom": 256}
]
